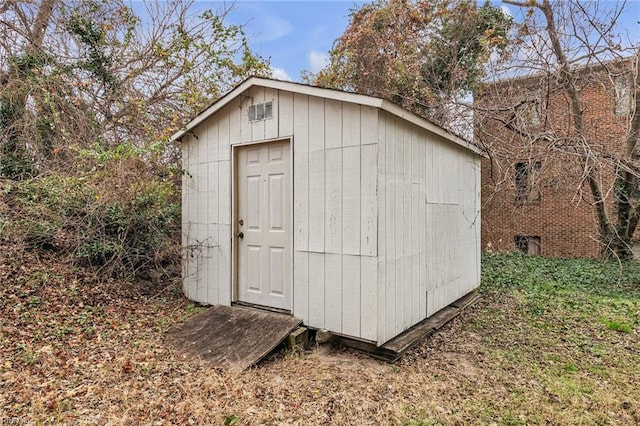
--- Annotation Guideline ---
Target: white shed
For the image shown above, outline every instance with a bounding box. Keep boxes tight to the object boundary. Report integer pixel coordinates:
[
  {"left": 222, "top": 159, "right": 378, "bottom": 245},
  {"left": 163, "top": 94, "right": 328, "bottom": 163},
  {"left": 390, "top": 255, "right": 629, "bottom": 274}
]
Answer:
[{"left": 171, "top": 77, "right": 482, "bottom": 346}]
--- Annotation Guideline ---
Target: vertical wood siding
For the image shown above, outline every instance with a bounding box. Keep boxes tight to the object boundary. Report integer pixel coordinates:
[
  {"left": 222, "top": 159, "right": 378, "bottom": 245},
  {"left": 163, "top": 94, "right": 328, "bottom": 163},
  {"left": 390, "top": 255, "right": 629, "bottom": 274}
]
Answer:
[
  {"left": 376, "top": 111, "right": 481, "bottom": 343},
  {"left": 182, "top": 86, "right": 479, "bottom": 345},
  {"left": 289, "top": 95, "right": 379, "bottom": 339},
  {"left": 292, "top": 92, "right": 309, "bottom": 323},
  {"left": 182, "top": 88, "right": 380, "bottom": 342}
]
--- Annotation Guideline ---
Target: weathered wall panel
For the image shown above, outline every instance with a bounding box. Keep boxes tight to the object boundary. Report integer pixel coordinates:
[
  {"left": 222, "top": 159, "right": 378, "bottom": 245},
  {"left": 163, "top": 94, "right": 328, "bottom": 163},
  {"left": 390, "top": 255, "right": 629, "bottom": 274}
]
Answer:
[
  {"left": 342, "top": 254, "right": 361, "bottom": 338},
  {"left": 292, "top": 96, "right": 380, "bottom": 339},
  {"left": 324, "top": 253, "right": 342, "bottom": 333},
  {"left": 307, "top": 252, "right": 325, "bottom": 328},
  {"left": 342, "top": 145, "right": 361, "bottom": 255},
  {"left": 307, "top": 97, "right": 325, "bottom": 253},
  {"left": 360, "top": 255, "right": 378, "bottom": 342},
  {"left": 360, "top": 144, "right": 378, "bottom": 257},
  {"left": 324, "top": 147, "right": 342, "bottom": 254},
  {"left": 376, "top": 111, "right": 481, "bottom": 341},
  {"left": 278, "top": 90, "right": 294, "bottom": 137},
  {"left": 182, "top": 84, "right": 479, "bottom": 346}
]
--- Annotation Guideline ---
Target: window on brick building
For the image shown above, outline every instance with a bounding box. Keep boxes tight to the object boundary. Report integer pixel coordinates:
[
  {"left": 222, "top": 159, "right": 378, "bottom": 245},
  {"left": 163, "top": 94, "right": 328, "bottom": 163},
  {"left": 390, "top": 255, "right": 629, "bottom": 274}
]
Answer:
[
  {"left": 515, "top": 100, "right": 541, "bottom": 127},
  {"left": 614, "top": 74, "right": 631, "bottom": 116},
  {"left": 515, "top": 161, "right": 541, "bottom": 203},
  {"left": 515, "top": 235, "right": 541, "bottom": 255}
]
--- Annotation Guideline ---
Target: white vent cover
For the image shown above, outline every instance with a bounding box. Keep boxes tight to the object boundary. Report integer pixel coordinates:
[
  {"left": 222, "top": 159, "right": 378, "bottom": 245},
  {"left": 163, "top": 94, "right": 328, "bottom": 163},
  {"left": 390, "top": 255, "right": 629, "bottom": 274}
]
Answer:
[{"left": 248, "top": 101, "right": 273, "bottom": 122}]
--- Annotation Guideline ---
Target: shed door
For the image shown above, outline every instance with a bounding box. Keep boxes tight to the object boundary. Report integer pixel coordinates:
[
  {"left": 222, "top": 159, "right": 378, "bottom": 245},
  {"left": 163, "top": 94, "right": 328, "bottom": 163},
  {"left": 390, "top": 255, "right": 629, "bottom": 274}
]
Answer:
[{"left": 236, "top": 140, "right": 291, "bottom": 310}]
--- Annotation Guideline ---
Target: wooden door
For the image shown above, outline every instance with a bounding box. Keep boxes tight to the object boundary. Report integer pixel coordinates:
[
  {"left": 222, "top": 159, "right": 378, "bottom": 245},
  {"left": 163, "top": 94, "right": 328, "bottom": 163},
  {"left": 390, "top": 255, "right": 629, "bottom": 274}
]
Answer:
[{"left": 236, "top": 140, "right": 291, "bottom": 310}]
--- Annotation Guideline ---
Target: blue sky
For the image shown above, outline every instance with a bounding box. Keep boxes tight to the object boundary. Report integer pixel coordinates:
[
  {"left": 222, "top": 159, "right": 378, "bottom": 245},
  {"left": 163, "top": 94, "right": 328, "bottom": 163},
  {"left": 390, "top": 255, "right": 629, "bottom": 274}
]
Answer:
[
  {"left": 222, "top": 1, "right": 366, "bottom": 81},
  {"left": 203, "top": 0, "right": 640, "bottom": 82}
]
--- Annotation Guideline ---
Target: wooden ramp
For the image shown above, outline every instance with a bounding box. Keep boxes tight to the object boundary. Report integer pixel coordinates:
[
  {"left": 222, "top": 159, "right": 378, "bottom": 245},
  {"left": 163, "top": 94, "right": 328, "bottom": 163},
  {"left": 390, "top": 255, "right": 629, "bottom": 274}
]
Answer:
[
  {"left": 339, "top": 291, "right": 481, "bottom": 363},
  {"left": 165, "top": 305, "right": 302, "bottom": 372}
]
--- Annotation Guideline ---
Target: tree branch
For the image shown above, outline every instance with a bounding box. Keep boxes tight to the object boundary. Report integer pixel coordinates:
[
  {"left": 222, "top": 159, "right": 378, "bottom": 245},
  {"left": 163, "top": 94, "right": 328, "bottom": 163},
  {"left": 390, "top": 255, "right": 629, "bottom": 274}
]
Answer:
[{"left": 503, "top": 0, "right": 539, "bottom": 7}]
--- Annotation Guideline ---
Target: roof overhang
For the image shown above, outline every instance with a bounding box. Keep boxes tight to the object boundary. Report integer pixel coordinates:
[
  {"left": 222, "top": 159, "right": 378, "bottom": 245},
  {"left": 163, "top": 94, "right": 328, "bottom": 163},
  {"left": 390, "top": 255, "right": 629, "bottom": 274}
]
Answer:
[{"left": 170, "top": 77, "right": 486, "bottom": 157}]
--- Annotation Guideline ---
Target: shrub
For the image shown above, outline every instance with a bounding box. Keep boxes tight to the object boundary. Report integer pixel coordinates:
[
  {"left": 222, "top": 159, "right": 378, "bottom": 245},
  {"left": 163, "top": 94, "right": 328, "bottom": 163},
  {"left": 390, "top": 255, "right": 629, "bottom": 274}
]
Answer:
[{"left": 1, "top": 143, "right": 181, "bottom": 280}]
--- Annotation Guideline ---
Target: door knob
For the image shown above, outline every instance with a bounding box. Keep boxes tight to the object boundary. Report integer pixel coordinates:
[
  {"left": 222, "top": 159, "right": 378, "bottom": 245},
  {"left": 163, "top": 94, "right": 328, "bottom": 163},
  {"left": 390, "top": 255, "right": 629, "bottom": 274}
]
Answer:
[{"left": 237, "top": 232, "right": 244, "bottom": 239}]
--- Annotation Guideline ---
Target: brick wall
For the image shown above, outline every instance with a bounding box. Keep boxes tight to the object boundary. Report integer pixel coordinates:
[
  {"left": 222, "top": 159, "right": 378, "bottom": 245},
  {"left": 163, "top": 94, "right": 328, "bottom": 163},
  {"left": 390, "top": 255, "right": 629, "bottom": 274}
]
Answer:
[{"left": 477, "top": 60, "right": 638, "bottom": 258}]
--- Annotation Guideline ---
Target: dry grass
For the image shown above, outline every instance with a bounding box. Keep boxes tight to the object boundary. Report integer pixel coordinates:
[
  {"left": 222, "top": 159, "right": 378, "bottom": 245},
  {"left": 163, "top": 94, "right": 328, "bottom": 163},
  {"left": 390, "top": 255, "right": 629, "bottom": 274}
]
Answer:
[{"left": 1, "top": 252, "right": 639, "bottom": 425}]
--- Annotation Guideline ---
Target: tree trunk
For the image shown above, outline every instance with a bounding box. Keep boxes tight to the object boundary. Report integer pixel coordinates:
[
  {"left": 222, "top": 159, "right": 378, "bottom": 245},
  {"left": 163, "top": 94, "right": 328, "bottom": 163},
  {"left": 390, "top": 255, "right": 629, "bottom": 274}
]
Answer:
[
  {"left": 613, "top": 52, "right": 640, "bottom": 259},
  {"left": 0, "top": 0, "right": 57, "bottom": 178},
  {"left": 537, "top": 0, "right": 640, "bottom": 259}
]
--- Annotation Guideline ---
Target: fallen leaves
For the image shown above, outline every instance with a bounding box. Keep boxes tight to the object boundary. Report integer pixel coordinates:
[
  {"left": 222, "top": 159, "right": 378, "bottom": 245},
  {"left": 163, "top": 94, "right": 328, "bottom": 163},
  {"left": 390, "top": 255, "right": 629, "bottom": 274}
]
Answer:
[{"left": 2, "top": 250, "right": 640, "bottom": 424}]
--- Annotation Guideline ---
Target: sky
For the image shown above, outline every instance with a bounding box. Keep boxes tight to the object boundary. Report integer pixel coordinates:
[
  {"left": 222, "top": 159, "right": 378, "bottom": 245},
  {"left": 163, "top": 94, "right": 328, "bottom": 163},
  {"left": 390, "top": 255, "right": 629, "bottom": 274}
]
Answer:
[
  {"left": 199, "top": 0, "right": 640, "bottom": 83},
  {"left": 221, "top": 1, "right": 366, "bottom": 81}
]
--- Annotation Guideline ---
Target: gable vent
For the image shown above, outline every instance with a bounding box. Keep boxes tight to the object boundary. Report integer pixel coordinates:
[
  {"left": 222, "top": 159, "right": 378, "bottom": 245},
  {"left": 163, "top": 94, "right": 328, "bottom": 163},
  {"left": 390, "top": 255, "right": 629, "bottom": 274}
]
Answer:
[{"left": 248, "top": 101, "right": 273, "bottom": 122}]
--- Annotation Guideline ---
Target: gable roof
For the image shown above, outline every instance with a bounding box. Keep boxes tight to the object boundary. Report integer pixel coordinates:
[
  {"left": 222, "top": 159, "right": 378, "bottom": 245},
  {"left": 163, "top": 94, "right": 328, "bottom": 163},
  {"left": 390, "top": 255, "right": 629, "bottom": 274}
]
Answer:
[{"left": 170, "top": 77, "right": 485, "bottom": 156}]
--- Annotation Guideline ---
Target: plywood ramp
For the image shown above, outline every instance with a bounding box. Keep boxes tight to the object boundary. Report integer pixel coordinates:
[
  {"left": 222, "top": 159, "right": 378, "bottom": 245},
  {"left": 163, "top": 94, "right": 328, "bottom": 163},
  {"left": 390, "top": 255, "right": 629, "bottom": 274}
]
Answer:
[{"left": 166, "top": 305, "right": 302, "bottom": 372}]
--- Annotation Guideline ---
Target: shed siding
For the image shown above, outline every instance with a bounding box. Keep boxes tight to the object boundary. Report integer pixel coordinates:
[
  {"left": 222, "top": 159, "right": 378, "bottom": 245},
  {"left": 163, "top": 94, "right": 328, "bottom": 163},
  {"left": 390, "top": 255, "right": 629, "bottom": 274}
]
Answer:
[
  {"left": 425, "top": 135, "right": 480, "bottom": 317},
  {"left": 376, "top": 114, "right": 388, "bottom": 343},
  {"left": 182, "top": 84, "right": 479, "bottom": 345},
  {"left": 291, "top": 94, "right": 379, "bottom": 339},
  {"left": 292, "top": 92, "right": 310, "bottom": 322},
  {"left": 377, "top": 112, "right": 481, "bottom": 343},
  {"left": 182, "top": 88, "right": 380, "bottom": 342}
]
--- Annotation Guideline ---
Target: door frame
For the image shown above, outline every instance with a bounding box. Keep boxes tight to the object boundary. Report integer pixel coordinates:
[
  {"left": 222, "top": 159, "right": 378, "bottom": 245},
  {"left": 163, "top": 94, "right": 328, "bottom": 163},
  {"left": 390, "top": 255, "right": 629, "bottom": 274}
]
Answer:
[{"left": 231, "top": 137, "right": 294, "bottom": 312}]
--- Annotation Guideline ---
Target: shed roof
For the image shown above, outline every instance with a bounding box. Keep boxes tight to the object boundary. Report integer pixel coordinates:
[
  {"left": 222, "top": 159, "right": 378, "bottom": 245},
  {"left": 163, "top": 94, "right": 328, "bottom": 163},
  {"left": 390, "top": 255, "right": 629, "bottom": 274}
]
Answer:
[{"left": 170, "top": 77, "right": 484, "bottom": 156}]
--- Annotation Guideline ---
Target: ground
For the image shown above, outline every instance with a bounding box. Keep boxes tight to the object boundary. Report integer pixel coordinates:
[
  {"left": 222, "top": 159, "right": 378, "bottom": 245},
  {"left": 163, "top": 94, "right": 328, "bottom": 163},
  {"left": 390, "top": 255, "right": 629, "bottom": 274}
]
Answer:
[{"left": 1, "top": 252, "right": 639, "bottom": 425}]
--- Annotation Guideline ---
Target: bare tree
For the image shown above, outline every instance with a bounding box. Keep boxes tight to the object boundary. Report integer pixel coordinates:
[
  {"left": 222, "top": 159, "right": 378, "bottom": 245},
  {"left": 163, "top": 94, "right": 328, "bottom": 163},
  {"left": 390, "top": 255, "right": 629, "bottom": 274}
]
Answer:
[
  {"left": 477, "top": 0, "right": 639, "bottom": 258},
  {"left": 0, "top": 0, "right": 270, "bottom": 178},
  {"left": 0, "top": 1, "right": 271, "bottom": 279}
]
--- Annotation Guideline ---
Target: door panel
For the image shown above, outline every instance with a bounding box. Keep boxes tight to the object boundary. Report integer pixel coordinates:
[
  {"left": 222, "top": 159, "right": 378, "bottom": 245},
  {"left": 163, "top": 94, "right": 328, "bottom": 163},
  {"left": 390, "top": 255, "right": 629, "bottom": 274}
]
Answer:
[{"left": 237, "top": 140, "right": 291, "bottom": 310}]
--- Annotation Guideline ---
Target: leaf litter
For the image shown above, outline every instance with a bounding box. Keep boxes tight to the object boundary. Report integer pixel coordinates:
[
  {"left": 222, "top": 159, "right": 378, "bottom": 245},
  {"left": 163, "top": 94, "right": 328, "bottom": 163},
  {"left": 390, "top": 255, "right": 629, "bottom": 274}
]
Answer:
[{"left": 1, "top": 250, "right": 639, "bottom": 425}]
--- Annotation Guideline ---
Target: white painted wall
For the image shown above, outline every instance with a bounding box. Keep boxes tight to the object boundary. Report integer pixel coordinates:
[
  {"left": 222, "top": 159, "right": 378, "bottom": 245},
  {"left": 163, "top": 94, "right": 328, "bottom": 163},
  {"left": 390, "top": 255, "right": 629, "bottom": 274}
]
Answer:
[
  {"left": 375, "top": 112, "right": 481, "bottom": 343},
  {"left": 182, "top": 85, "right": 480, "bottom": 345},
  {"left": 283, "top": 92, "right": 379, "bottom": 342}
]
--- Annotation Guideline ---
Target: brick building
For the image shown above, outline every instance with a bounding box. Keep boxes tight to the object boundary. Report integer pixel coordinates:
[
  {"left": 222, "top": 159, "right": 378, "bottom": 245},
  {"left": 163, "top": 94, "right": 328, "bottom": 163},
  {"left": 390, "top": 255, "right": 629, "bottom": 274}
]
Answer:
[{"left": 476, "top": 57, "right": 639, "bottom": 258}]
